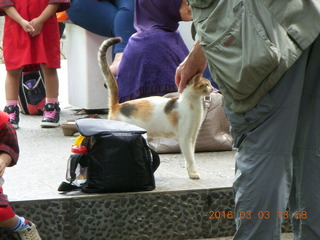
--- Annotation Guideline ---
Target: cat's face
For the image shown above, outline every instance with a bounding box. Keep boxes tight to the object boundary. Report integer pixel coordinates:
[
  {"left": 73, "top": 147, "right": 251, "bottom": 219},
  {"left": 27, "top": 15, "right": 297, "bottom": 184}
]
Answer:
[{"left": 187, "top": 75, "right": 214, "bottom": 96}]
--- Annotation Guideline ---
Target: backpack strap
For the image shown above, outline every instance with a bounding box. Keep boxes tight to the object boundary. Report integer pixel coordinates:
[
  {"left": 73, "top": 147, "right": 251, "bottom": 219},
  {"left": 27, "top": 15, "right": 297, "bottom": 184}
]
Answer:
[
  {"left": 69, "top": 154, "right": 84, "bottom": 182},
  {"left": 149, "top": 148, "right": 160, "bottom": 172},
  {"left": 57, "top": 181, "right": 81, "bottom": 192},
  {"left": 58, "top": 154, "right": 85, "bottom": 192}
]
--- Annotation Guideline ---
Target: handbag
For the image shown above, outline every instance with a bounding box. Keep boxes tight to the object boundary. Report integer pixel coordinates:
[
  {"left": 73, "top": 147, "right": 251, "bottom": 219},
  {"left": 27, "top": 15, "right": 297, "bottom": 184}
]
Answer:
[
  {"left": 58, "top": 119, "right": 160, "bottom": 193},
  {"left": 148, "top": 92, "right": 233, "bottom": 153}
]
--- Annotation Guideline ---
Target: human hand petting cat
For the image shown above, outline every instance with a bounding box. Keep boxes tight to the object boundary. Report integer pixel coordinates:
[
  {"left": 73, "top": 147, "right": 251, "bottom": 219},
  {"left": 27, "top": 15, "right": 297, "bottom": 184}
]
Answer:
[{"left": 175, "top": 40, "right": 207, "bottom": 93}]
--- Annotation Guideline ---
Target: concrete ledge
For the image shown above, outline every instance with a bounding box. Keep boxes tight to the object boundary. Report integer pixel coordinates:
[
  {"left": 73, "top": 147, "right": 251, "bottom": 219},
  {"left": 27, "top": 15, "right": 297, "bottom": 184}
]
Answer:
[
  {"left": 1, "top": 188, "right": 235, "bottom": 240},
  {"left": 0, "top": 188, "right": 292, "bottom": 240}
]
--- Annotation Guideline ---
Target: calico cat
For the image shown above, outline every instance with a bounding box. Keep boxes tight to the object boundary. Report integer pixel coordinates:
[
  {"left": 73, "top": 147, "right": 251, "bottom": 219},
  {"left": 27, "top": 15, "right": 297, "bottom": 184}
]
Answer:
[{"left": 98, "top": 37, "right": 213, "bottom": 179}]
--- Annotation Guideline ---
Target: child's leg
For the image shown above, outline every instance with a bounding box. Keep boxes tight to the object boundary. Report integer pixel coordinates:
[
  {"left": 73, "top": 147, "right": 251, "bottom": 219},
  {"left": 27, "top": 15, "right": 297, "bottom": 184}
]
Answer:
[
  {"left": 4, "top": 68, "right": 23, "bottom": 128},
  {"left": 5, "top": 68, "right": 23, "bottom": 101},
  {"left": 40, "top": 64, "right": 59, "bottom": 99},
  {"left": 0, "top": 207, "right": 16, "bottom": 228},
  {"left": 0, "top": 216, "right": 18, "bottom": 229},
  {"left": 0, "top": 214, "right": 42, "bottom": 239},
  {"left": 39, "top": 64, "right": 60, "bottom": 128},
  {"left": 0, "top": 186, "right": 17, "bottom": 228},
  {"left": 0, "top": 187, "right": 41, "bottom": 238}
]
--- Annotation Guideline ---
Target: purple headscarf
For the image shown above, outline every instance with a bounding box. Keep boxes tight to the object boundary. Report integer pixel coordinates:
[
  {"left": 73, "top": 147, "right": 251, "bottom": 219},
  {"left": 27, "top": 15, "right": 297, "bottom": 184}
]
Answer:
[{"left": 134, "top": 0, "right": 183, "bottom": 32}]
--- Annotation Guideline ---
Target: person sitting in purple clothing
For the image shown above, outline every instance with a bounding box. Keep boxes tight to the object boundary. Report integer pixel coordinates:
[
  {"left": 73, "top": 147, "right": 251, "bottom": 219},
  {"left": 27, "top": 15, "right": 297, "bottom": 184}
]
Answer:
[{"left": 116, "top": 0, "right": 192, "bottom": 102}]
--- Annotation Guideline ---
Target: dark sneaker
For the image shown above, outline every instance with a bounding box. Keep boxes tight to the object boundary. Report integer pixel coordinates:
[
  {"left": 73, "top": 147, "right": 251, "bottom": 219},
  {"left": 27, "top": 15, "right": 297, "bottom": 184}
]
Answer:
[
  {"left": 40, "top": 103, "right": 60, "bottom": 128},
  {"left": 4, "top": 105, "right": 20, "bottom": 129},
  {"left": 12, "top": 221, "right": 42, "bottom": 240}
]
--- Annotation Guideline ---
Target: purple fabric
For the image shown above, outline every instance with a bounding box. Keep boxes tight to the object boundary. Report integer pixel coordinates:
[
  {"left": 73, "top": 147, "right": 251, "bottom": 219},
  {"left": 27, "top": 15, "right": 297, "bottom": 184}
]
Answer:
[
  {"left": 116, "top": 0, "right": 189, "bottom": 102},
  {"left": 134, "top": 0, "right": 182, "bottom": 32},
  {"left": 117, "top": 29, "right": 189, "bottom": 102}
]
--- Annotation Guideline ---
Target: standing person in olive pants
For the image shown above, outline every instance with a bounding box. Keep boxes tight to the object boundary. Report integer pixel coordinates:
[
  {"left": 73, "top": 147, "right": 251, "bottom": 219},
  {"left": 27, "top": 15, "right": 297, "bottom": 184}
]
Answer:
[{"left": 175, "top": 1, "right": 320, "bottom": 239}]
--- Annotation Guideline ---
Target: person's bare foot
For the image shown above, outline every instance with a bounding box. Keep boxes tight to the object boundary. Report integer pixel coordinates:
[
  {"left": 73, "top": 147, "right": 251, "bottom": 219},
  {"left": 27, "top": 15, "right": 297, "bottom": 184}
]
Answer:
[{"left": 109, "top": 52, "right": 123, "bottom": 76}]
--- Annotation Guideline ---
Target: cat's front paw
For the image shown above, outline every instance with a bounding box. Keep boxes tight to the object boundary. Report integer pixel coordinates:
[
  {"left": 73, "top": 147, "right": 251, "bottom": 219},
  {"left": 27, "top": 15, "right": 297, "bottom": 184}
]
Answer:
[{"left": 188, "top": 171, "right": 200, "bottom": 179}]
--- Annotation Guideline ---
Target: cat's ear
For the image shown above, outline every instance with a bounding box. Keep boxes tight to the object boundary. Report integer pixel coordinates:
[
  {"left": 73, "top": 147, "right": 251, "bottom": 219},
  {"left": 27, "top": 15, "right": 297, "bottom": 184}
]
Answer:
[
  {"left": 193, "top": 73, "right": 202, "bottom": 80},
  {"left": 188, "top": 73, "right": 202, "bottom": 85}
]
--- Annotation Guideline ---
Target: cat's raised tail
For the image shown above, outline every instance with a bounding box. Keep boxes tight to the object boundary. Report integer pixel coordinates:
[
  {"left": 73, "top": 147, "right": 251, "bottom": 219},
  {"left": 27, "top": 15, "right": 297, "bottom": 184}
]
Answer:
[{"left": 98, "top": 37, "right": 122, "bottom": 110}]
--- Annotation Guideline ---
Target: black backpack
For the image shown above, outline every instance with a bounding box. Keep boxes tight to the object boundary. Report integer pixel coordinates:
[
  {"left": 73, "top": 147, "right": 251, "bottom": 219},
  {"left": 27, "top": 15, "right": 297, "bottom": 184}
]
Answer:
[
  {"left": 18, "top": 70, "right": 46, "bottom": 115},
  {"left": 58, "top": 119, "right": 160, "bottom": 193}
]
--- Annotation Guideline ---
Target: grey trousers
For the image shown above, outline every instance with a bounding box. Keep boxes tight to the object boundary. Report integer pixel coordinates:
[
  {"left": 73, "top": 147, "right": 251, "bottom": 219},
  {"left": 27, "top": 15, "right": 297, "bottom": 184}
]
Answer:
[{"left": 224, "top": 35, "right": 320, "bottom": 240}]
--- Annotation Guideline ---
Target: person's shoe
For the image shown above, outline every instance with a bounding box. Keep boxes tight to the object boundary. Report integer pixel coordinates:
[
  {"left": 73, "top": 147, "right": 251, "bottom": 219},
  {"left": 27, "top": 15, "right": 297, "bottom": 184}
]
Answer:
[
  {"left": 4, "top": 105, "right": 20, "bottom": 129},
  {"left": 61, "top": 114, "right": 102, "bottom": 136},
  {"left": 12, "top": 221, "right": 42, "bottom": 240},
  {"left": 40, "top": 103, "right": 60, "bottom": 128}
]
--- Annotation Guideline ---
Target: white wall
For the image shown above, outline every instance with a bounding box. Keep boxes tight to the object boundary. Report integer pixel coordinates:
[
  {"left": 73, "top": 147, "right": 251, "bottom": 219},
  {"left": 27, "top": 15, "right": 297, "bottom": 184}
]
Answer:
[{"left": 178, "top": 21, "right": 195, "bottom": 51}]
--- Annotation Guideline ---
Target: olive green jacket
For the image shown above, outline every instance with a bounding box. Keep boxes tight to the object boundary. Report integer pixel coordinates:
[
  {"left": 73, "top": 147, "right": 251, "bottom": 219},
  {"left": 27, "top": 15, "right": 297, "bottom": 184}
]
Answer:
[{"left": 189, "top": 0, "right": 320, "bottom": 112}]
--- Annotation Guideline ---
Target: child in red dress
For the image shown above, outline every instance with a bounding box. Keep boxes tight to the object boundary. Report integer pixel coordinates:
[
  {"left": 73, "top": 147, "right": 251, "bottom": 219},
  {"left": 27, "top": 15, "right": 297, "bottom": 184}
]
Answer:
[
  {"left": 0, "top": 110, "right": 42, "bottom": 239},
  {"left": 0, "top": 0, "right": 70, "bottom": 129}
]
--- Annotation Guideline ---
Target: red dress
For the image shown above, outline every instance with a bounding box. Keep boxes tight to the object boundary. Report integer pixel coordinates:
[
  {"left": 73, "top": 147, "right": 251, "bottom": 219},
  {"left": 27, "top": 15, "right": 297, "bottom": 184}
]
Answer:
[{"left": 1, "top": 0, "right": 70, "bottom": 71}]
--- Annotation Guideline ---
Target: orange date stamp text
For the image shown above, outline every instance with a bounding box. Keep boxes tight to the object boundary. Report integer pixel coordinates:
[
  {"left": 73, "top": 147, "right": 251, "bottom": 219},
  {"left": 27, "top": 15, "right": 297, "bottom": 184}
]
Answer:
[{"left": 208, "top": 210, "right": 308, "bottom": 220}]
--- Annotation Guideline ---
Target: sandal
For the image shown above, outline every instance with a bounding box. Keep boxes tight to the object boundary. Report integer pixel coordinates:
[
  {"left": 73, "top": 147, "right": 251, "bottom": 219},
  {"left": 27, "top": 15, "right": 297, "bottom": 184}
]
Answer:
[{"left": 61, "top": 114, "right": 101, "bottom": 136}]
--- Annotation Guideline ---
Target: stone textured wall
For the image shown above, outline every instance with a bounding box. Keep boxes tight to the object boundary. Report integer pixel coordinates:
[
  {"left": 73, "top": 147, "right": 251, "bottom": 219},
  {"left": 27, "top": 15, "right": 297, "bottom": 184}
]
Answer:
[{"left": 0, "top": 188, "right": 292, "bottom": 240}]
